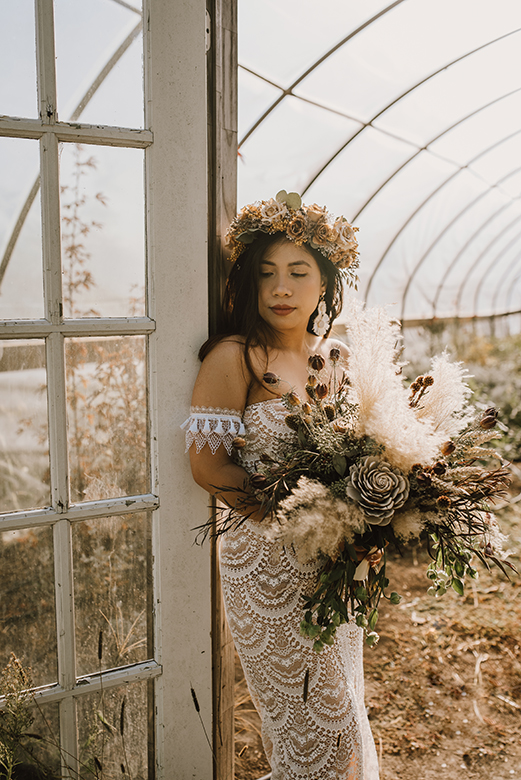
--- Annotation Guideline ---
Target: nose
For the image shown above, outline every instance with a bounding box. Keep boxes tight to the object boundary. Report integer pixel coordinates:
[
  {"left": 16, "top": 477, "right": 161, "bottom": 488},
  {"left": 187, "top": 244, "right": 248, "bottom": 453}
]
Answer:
[{"left": 273, "top": 277, "right": 292, "bottom": 297}]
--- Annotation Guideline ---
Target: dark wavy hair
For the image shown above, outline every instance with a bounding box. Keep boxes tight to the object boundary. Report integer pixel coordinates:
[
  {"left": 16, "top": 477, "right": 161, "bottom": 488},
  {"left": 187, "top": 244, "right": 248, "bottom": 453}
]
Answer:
[{"left": 199, "top": 233, "right": 344, "bottom": 382}]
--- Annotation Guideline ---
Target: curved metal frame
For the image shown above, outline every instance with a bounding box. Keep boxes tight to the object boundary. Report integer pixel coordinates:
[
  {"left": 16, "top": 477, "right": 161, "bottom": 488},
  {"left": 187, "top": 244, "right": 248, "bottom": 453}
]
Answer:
[
  {"left": 472, "top": 226, "right": 521, "bottom": 315},
  {"left": 300, "top": 27, "right": 521, "bottom": 199},
  {"left": 360, "top": 125, "right": 521, "bottom": 315},
  {"left": 238, "top": 0, "right": 406, "bottom": 148},
  {"left": 240, "top": 14, "right": 521, "bottom": 322},
  {"left": 492, "top": 249, "right": 521, "bottom": 314},
  {"left": 356, "top": 87, "right": 521, "bottom": 293},
  {"left": 505, "top": 269, "right": 521, "bottom": 314},
  {"left": 455, "top": 212, "right": 521, "bottom": 315},
  {"left": 432, "top": 167, "right": 521, "bottom": 314}
]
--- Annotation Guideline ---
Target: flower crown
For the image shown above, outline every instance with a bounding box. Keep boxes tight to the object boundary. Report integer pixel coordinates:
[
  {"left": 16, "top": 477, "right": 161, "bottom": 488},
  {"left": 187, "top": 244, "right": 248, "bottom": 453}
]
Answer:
[{"left": 225, "top": 190, "right": 359, "bottom": 285}]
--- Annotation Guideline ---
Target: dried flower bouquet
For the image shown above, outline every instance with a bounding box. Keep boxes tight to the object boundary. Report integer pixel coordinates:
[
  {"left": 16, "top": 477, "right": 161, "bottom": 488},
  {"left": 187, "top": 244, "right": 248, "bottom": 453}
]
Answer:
[{"left": 198, "top": 303, "right": 514, "bottom": 650}]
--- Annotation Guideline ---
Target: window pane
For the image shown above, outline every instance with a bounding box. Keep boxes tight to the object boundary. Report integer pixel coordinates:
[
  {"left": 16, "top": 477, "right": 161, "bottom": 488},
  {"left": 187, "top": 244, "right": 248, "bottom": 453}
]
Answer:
[
  {"left": 0, "top": 526, "right": 57, "bottom": 687},
  {"left": 54, "top": 0, "right": 144, "bottom": 128},
  {"left": 0, "top": 0, "right": 37, "bottom": 118},
  {"left": 29, "top": 702, "right": 61, "bottom": 775},
  {"left": 59, "top": 143, "right": 145, "bottom": 318},
  {"left": 73, "top": 512, "right": 150, "bottom": 677},
  {"left": 77, "top": 680, "right": 150, "bottom": 779},
  {"left": 0, "top": 138, "right": 43, "bottom": 320},
  {"left": 65, "top": 336, "right": 147, "bottom": 502},
  {"left": 0, "top": 340, "right": 50, "bottom": 514}
]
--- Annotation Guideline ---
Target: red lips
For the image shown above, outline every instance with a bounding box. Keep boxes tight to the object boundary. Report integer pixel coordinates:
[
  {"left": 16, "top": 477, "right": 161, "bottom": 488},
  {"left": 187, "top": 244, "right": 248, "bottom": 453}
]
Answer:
[{"left": 271, "top": 305, "right": 295, "bottom": 316}]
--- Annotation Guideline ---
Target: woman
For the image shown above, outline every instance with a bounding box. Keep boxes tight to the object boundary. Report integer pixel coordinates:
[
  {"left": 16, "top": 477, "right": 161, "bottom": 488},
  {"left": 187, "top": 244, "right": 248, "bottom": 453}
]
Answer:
[{"left": 185, "top": 193, "right": 379, "bottom": 780}]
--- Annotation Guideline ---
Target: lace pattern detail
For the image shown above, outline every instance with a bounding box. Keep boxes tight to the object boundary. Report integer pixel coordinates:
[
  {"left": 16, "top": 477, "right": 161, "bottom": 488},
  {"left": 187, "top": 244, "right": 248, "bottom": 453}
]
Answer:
[
  {"left": 220, "top": 400, "right": 380, "bottom": 779},
  {"left": 181, "top": 405, "right": 245, "bottom": 455}
]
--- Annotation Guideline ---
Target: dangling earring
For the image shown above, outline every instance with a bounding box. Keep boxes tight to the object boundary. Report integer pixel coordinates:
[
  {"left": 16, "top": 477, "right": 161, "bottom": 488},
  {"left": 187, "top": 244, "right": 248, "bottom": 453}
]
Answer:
[{"left": 313, "top": 294, "right": 330, "bottom": 337}]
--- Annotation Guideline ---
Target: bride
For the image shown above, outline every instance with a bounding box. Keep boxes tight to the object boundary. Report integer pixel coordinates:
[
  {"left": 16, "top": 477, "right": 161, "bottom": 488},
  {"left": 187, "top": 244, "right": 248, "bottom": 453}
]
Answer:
[{"left": 185, "top": 193, "right": 380, "bottom": 779}]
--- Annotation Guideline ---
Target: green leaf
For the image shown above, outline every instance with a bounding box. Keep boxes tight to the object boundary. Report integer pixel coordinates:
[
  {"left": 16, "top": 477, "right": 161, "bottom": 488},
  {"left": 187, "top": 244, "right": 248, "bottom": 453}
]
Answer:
[
  {"left": 275, "top": 189, "right": 288, "bottom": 203},
  {"left": 237, "top": 231, "right": 254, "bottom": 244},
  {"left": 330, "top": 565, "right": 344, "bottom": 582},
  {"left": 454, "top": 560, "right": 465, "bottom": 577},
  {"left": 452, "top": 578, "right": 464, "bottom": 597},
  {"left": 368, "top": 608, "right": 379, "bottom": 631},
  {"left": 332, "top": 453, "right": 347, "bottom": 476},
  {"left": 389, "top": 592, "right": 401, "bottom": 605},
  {"left": 285, "top": 191, "right": 302, "bottom": 210},
  {"left": 355, "top": 614, "right": 368, "bottom": 628},
  {"left": 313, "top": 639, "right": 324, "bottom": 653}
]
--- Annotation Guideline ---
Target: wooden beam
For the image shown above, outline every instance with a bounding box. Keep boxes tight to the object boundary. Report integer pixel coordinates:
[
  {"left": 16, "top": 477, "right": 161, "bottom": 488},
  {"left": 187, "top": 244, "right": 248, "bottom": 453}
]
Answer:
[{"left": 206, "top": 0, "right": 238, "bottom": 778}]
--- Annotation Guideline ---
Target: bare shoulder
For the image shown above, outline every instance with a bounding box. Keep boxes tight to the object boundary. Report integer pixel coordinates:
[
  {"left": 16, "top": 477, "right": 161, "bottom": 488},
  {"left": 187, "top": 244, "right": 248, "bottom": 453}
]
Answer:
[{"left": 191, "top": 336, "right": 250, "bottom": 412}]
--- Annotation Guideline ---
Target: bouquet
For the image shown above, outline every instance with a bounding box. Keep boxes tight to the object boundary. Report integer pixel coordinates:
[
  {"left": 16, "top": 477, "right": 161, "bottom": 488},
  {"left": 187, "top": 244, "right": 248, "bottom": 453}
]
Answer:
[{"left": 199, "top": 303, "right": 514, "bottom": 650}]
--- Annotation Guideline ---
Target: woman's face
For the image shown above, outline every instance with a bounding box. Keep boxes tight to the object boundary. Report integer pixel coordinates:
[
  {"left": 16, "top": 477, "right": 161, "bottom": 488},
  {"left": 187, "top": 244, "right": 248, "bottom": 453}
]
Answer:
[{"left": 257, "top": 239, "right": 324, "bottom": 333}]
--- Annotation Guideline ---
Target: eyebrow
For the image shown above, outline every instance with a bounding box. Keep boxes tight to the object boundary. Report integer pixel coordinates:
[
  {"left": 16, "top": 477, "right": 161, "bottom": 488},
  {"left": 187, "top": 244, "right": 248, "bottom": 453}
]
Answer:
[{"left": 260, "top": 259, "right": 311, "bottom": 267}]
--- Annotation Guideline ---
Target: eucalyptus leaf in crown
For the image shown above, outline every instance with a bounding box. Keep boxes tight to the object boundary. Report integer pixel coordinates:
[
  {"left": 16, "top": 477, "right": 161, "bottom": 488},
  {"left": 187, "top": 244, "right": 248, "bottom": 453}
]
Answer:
[
  {"left": 196, "top": 302, "right": 515, "bottom": 650},
  {"left": 225, "top": 190, "right": 360, "bottom": 284}
]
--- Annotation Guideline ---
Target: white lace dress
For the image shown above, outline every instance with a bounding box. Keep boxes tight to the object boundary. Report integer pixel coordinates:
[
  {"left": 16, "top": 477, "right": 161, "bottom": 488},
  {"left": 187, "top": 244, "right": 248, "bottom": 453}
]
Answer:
[{"left": 184, "top": 399, "right": 379, "bottom": 780}]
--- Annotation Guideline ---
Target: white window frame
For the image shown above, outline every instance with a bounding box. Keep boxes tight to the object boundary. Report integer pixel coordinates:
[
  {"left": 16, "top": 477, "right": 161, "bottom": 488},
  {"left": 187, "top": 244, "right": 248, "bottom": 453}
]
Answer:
[{"left": 0, "top": 0, "right": 214, "bottom": 776}]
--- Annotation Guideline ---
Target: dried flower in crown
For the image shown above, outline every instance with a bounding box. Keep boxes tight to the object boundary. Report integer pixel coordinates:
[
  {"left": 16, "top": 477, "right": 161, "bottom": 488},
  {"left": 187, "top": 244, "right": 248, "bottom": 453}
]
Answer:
[{"left": 225, "top": 190, "right": 359, "bottom": 285}]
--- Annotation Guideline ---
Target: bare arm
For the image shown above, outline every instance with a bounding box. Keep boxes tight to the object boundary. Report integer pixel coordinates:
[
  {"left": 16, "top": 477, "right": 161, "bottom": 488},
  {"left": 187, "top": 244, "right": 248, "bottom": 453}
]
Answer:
[{"left": 189, "top": 339, "right": 260, "bottom": 516}]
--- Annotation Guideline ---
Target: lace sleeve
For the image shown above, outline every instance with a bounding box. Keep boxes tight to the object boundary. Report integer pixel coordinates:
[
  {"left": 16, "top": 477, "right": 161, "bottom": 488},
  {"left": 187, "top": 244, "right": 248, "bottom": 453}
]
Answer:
[{"left": 181, "top": 405, "right": 245, "bottom": 455}]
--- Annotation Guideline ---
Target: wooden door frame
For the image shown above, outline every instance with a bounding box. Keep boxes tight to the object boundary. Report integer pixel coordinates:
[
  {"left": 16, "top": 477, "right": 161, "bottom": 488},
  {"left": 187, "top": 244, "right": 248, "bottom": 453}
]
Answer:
[{"left": 206, "top": 0, "right": 238, "bottom": 777}]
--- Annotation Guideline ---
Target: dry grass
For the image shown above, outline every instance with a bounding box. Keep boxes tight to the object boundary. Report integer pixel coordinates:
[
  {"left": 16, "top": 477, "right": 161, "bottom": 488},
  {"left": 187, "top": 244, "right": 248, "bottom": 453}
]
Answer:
[{"left": 233, "top": 491, "right": 521, "bottom": 780}]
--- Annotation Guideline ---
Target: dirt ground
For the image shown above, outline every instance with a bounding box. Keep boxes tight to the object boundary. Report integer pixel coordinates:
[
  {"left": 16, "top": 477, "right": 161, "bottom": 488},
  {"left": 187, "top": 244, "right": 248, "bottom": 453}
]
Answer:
[{"left": 234, "top": 498, "right": 521, "bottom": 780}]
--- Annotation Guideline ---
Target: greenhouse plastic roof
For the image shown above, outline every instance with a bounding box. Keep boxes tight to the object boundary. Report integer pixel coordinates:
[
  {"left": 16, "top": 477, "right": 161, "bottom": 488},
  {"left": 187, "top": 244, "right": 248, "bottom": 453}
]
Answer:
[{"left": 238, "top": 0, "right": 521, "bottom": 323}]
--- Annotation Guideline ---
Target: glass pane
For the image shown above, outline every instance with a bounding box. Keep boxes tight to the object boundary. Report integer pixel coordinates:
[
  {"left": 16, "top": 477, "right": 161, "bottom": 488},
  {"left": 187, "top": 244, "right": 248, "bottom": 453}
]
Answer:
[
  {"left": 77, "top": 680, "right": 150, "bottom": 779},
  {"left": 0, "top": 525, "right": 57, "bottom": 686},
  {"left": 54, "top": 0, "right": 144, "bottom": 128},
  {"left": 0, "top": 138, "right": 43, "bottom": 320},
  {"left": 73, "top": 511, "right": 150, "bottom": 677},
  {"left": 0, "top": 339, "right": 50, "bottom": 514},
  {"left": 60, "top": 143, "right": 145, "bottom": 318},
  {"left": 0, "top": 0, "right": 37, "bottom": 118},
  {"left": 28, "top": 702, "right": 61, "bottom": 776},
  {"left": 65, "top": 336, "right": 147, "bottom": 502},
  {"left": 238, "top": 97, "right": 361, "bottom": 208}
]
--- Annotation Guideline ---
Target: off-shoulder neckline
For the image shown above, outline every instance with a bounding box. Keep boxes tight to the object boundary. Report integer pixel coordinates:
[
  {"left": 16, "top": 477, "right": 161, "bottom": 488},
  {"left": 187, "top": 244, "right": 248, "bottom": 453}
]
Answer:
[{"left": 244, "top": 397, "right": 283, "bottom": 411}]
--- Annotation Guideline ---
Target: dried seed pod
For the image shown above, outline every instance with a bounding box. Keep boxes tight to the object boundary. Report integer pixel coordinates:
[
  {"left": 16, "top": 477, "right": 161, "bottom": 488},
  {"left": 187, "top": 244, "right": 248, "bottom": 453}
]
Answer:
[
  {"left": 432, "top": 461, "right": 447, "bottom": 475},
  {"left": 306, "top": 374, "right": 317, "bottom": 387},
  {"left": 301, "top": 402, "right": 312, "bottom": 416},
  {"left": 329, "top": 347, "right": 341, "bottom": 362},
  {"left": 315, "top": 383, "right": 328, "bottom": 399},
  {"left": 480, "top": 414, "right": 497, "bottom": 430},
  {"left": 308, "top": 354, "right": 325, "bottom": 371},
  {"left": 249, "top": 473, "right": 268, "bottom": 489},
  {"left": 263, "top": 371, "right": 279, "bottom": 385},
  {"left": 287, "top": 391, "right": 301, "bottom": 408},
  {"left": 232, "top": 436, "right": 246, "bottom": 449},
  {"left": 422, "top": 375, "right": 434, "bottom": 386},
  {"left": 436, "top": 495, "right": 451, "bottom": 509},
  {"left": 441, "top": 441, "right": 456, "bottom": 457},
  {"left": 324, "top": 403, "right": 335, "bottom": 421},
  {"left": 285, "top": 414, "right": 300, "bottom": 432}
]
